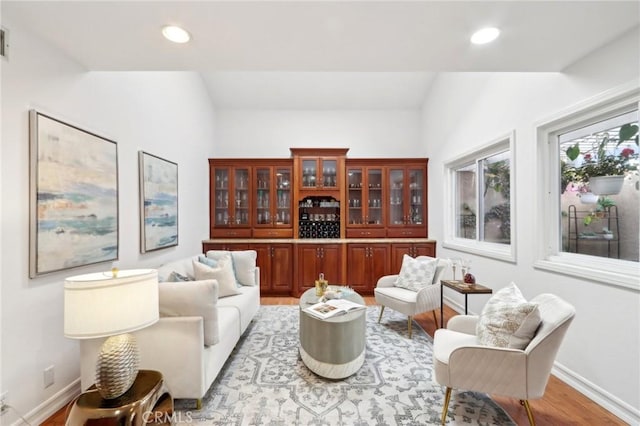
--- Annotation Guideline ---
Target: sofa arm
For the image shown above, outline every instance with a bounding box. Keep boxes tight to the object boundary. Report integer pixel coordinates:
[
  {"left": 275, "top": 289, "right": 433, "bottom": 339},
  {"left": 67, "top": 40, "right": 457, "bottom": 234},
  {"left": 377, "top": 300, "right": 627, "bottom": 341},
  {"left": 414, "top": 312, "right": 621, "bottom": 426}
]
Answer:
[
  {"left": 80, "top": 316, "right": 205, "bottom": 392},
  {"left": 376, "top": 275, "right": 398, "bottom": 288},
  {"left": 447, "top": 315, "right": 479, "bottom": 335},
  {"left": 136, "top": 317, "right": 207, "bottom": 398},
  {"left": 446, "top": 345, "right": 527, "bottom": 397}
]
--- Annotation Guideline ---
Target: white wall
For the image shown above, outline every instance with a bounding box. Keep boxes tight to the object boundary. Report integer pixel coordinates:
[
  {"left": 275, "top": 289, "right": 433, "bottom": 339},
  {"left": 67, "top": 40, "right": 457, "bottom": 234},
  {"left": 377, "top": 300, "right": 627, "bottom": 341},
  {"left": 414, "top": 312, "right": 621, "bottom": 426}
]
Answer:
[
  {"left": 0, "top": 21, "right": 216, "bottom": 424},
  {"left": 423, "top": 28, "right": 640, "bottom": 422},
  {"left": 214, "top": 109, "right": 423, "bottom": 158}
]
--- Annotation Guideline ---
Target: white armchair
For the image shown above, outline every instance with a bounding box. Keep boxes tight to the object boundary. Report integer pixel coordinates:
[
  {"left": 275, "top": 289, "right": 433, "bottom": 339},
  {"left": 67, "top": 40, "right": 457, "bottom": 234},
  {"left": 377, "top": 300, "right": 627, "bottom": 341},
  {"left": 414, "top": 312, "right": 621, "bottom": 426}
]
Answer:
[
  {"left": 433, "top": 293, "right": 575, "bottom": 425},
  {"left": 374, "top": 257, "right": 447, "bottom": 338}
]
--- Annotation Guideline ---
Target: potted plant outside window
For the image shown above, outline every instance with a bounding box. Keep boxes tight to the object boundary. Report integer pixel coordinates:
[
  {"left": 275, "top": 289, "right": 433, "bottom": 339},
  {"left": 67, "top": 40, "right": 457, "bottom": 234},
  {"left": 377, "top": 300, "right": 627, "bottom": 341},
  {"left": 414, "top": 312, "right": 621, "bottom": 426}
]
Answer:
[{"left": 564, "top": 123, "right": 639, "bottom": 195}]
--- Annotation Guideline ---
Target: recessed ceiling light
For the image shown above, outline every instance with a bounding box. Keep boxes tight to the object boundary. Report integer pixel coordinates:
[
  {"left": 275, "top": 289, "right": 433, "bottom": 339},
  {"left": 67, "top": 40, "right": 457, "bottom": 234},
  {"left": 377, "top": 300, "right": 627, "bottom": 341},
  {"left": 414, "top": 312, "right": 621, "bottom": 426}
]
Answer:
[
  {"left": 162, "top": 25, "right": 191, "bottom": 44},
  {"left": 470, "top": 27, "right": 500, "bottom": 45}
]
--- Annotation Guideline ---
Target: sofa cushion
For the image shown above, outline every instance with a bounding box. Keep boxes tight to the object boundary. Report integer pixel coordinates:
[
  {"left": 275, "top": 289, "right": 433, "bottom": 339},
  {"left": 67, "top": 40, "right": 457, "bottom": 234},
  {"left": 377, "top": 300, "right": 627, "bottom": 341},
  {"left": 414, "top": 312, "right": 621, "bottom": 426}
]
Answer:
[
  {"left": 206, "top": 250, "right": 257, "bottom": 287},
  {"left": 158, "top": 279, "right": 219, "bottom": 346},
  {"left": 394, "top": 255, "right": 438, "bottom": 292},
  {"left": 193, "top": 258, "right": 241, "bottom": 298},
  {"left": 476, "top": 282, "right": 541, "bottom": 349}
]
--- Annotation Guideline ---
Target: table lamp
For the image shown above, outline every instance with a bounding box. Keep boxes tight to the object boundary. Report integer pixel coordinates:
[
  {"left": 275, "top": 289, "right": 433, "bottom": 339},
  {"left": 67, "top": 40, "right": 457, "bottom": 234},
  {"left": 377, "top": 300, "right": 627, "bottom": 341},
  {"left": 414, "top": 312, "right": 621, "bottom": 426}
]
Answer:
[{"left": 64, "top": 268, "right": 159, "bottom": 399}]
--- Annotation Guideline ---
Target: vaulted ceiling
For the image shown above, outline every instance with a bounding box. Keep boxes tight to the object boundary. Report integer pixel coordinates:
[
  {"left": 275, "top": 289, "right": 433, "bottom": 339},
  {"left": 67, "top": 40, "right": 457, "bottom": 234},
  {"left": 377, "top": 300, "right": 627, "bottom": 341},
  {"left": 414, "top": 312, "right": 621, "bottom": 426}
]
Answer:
[{"left": 4, "top": 1, "right": 639, "bottom": 108}]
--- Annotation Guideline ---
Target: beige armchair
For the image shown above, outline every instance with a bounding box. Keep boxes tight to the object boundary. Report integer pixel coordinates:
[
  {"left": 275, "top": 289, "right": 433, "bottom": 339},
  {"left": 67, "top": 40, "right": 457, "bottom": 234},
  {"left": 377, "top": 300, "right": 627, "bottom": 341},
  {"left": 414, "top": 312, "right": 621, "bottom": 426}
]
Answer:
[
  {"left": 374, "top": 257, "right": 447, "bottom": 338},
  {"left": 433, "top": 293, "right": 575, "bottom": 425}
]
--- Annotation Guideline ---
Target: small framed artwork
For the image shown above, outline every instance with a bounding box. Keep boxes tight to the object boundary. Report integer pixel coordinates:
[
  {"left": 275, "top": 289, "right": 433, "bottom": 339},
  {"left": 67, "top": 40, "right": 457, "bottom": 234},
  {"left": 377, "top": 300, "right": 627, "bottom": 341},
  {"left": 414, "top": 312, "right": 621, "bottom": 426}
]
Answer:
[
  {"left": 139, "top": 151, "right": 178, "bottom": 253},
  {"left": 29, "top": 110, "right": 119, "bottom": 277}
]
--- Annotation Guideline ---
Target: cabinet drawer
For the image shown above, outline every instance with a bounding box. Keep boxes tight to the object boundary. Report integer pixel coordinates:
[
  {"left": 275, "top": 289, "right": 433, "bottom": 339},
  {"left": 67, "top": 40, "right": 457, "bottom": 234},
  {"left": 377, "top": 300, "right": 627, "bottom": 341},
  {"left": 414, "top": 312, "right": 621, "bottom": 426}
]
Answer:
[
  {"left": 252, "top": 229, "right": 293, "bottom": 239},
  {"left": 210, "top": 228, "right": 252, "bottom": 238},
  {"left": 346, "top": 228, "right": 387, "bottom": 238},
  {"left": 386, "top": 227, "right": 427, "bottom": 238}
]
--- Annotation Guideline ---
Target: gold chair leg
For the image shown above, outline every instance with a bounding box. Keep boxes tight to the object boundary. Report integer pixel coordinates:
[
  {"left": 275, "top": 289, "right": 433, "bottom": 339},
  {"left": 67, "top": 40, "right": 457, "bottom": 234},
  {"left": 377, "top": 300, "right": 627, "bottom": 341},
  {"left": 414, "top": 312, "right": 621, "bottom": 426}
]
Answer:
[
  {"left": 522, "top": 400, "right": 535, "bottom": 426},
  {"left": 378, "top": 306, "right": 385, "bottom": 323},
  {"left": 196, "top": 399, "right": 202, "bottom": 410},
  {"left": 432, "top": 310, "right": 438, "bottom": 328},
  {"left": 408, "top": 316, "right": 413, "bottom": 338},
  {"left": 441, "top": 387, "right": 452, "bottom": 425}
]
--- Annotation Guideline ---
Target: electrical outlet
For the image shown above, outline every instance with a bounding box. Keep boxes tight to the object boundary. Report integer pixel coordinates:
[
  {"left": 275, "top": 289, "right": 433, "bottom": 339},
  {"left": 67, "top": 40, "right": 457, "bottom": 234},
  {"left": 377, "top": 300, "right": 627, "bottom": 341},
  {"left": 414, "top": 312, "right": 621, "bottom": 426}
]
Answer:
[
  {"left": 0, "top": 391, "right": 8, "bottom": 415},
  {"left": 44, "top": 365, "right": 55, "bottom": 388}
]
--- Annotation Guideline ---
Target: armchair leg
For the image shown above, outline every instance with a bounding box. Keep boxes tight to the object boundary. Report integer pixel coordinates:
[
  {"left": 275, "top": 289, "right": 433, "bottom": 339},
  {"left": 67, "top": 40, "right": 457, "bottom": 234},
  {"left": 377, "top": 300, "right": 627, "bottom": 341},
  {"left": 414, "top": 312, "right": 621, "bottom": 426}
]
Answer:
[
  {"left": 432, "top": 310, "right": 438, "bottom": 328},
  {"left": 378, "top": 306, "right": 385, "bottom": 323},
  {"left": 521, "top": 400, "right": 536, "bottom": 426},
  {"left": 408, "top": 316, "right": 413, "bottom": 338},
  {"left": 441, "top": 387, "right": 452, "bottom": 425}
]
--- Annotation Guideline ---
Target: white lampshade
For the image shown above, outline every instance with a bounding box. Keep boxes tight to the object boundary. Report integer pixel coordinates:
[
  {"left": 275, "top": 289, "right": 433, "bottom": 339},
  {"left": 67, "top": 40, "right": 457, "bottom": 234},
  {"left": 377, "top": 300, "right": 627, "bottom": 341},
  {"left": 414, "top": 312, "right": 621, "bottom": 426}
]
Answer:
[{"left": 64, "top": 269, "right": 159, "bottom": 339}]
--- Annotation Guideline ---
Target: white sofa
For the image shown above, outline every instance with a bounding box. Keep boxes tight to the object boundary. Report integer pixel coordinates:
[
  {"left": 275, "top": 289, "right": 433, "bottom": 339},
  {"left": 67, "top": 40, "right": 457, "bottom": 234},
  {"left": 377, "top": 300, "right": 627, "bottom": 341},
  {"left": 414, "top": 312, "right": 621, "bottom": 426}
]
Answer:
[{"left": 79, "top": 253, "right": 260, "bottom": 403}]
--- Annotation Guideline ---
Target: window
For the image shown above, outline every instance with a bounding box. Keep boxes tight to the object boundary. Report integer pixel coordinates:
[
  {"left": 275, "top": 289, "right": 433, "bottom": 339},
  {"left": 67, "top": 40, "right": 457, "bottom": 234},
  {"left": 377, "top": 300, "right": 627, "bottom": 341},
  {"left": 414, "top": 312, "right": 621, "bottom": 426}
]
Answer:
[
  {"left": 536, "top": 84, "right": 639, "bottom": 290},
  {"left": 444, "top": 132, "right": 515, "bottom": 262},
  {"left": 559, "top": 111, "right": 639, "bottom": 261}
]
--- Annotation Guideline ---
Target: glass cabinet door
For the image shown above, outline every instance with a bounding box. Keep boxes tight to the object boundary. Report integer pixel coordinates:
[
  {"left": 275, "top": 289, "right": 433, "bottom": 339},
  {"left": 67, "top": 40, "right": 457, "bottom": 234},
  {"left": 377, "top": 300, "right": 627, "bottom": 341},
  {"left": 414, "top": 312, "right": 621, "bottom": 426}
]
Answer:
[
  {"left": 275, "top": 167, "right": 292, "bottom": 225},
  {"left": 213, "top": 168, "right": 230, "bottom": 226},
  {"left": 301, "top": 159, "right": 317, "bottom": 188},
  {"left": 255, "top": 168, "right": 271, "bottom": 225},
  {"left": 347, "top": 167, "right": 364, "bottom": 225},
  {"left": 408, "top": 168, "right": 425, "bottom": 225},
  {"left": 234, "top": 168, "right": 251, "bottom": 225},
  {"left": 389, "top": 168, "right": 405, "bottom": 225},
  {"left": 367, "top": 168, "right": 383, "bottom": 225},
  {"left": 320, "top": 159, "right": 338, "bottom": 189}
]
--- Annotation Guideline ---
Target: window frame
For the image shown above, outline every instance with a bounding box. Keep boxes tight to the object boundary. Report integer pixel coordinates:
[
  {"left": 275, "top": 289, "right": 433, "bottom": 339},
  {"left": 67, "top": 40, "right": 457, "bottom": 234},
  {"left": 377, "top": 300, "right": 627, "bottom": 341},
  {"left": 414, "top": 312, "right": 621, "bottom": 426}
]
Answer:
[
  {"left": 534, "top": 82, "right": 640, "bottom": 291},
  {"left": 443, "top": 131, "right": 516, "bottom": 262}
]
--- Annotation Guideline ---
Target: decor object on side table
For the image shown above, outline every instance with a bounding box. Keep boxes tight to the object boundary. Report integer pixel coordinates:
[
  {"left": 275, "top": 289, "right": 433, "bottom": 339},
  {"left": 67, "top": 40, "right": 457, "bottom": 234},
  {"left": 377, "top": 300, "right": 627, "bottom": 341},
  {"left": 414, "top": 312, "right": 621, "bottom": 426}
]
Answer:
[
  {"left": 29, "top": 110, "right": 119, "bottom": 277},
  {"left": 139, "top": 151, "right": 178, "bottom": 253},
  {"left": 64, "top": 269, "right": 159, "bottom": 399}
]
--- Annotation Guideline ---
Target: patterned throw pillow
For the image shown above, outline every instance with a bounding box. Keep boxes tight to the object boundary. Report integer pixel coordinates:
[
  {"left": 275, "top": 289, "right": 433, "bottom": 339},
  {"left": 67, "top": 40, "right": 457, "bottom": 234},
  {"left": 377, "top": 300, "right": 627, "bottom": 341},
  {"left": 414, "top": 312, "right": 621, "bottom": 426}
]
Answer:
[
  {"left": 167, "top": 271, "right": 194, "bottom": 282},
  {"left": 394, "top": 255, "right": 438, "bottom": 292},
  {"left": 476, "top": 282, "right": 541, "bottom": 349}
]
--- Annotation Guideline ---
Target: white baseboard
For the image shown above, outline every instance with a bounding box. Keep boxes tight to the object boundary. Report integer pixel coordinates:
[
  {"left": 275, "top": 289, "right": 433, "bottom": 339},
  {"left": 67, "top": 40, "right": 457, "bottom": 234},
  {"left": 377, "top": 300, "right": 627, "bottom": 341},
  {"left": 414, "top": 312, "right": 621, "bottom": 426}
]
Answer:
[
  {"left": 443, "top": 298, "right": 639, "bottom": 424},
  {"left": 11, "top": 379, "right": 81, "bottom": 426},
  {"left": 552, "top": 362, "right": 639, "bottom": 425}
]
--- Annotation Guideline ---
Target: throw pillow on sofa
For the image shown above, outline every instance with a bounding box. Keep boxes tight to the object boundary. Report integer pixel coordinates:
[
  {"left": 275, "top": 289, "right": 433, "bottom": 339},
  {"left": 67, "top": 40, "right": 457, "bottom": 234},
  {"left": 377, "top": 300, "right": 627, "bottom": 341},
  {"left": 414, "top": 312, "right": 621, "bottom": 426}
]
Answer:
[
  {"left": 167, "top": 271, "right": 194, "bottom": 282},
  {"left": 193, "top": 256, "right": 241, "bottom": 298},
  {"left": 158, "top": 279, "right": 220, "bottom": 346},
  {"left": 206, "top": 250, "right": 257, "bottom": 287},
  {"left": 476, "top": 282, "right": 541, "bottom": 349},
  {"left": 197, "top": 255, "right": 218, "bottom": 268}
]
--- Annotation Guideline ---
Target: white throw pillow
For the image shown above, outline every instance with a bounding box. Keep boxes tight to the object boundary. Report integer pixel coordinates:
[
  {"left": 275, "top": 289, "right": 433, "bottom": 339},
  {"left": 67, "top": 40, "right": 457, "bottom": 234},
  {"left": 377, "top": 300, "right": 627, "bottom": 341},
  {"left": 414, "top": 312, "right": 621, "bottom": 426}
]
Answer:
[
  {"left": 158, "top": 279, "right": 219, "bottom": 346},
  {"left": 394, "top": 254, "right": 438, "bottom": 292},
  {"left": 206, "top": 250, "right": 257, "bottom": 287},
  {"left": 193, "top": 258, "right": 241, "bottom": 298},
  {"left": 476, "top": 282, "right": 541, "bottom": 349}
]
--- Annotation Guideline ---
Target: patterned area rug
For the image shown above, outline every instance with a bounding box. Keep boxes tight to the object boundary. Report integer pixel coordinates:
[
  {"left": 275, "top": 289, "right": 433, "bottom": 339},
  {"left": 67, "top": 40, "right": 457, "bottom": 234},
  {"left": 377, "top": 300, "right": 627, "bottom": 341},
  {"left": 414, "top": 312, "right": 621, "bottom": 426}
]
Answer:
[{"left": 175, "top": 305, "right": 515, "bottom": 425}]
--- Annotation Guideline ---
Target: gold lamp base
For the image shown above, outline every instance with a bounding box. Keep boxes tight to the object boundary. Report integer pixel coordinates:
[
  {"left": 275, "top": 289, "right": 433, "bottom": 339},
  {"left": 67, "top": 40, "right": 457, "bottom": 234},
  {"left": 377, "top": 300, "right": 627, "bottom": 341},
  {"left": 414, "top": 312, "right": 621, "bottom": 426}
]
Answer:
[{"left": 95, "top": 334, "right": 140, "bottom": 399}]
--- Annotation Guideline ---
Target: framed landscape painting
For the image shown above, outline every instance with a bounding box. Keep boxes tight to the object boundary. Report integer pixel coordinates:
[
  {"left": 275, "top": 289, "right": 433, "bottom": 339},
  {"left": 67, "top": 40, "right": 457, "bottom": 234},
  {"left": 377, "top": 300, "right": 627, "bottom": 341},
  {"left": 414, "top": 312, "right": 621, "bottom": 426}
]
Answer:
[
  {"left": 29, "top": 110, "right": 119, "bottom": 277},
  {"left": 139, "top": 151, "right": 178, "bottom": 253}
]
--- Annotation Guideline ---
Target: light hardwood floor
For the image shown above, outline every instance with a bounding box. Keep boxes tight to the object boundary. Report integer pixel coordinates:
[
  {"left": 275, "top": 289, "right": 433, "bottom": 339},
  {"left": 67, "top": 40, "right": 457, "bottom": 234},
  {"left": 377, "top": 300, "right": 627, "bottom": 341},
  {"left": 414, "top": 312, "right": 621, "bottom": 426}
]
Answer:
[{"left": 42, "top": 296, "right": 625, "bottom": 425}]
